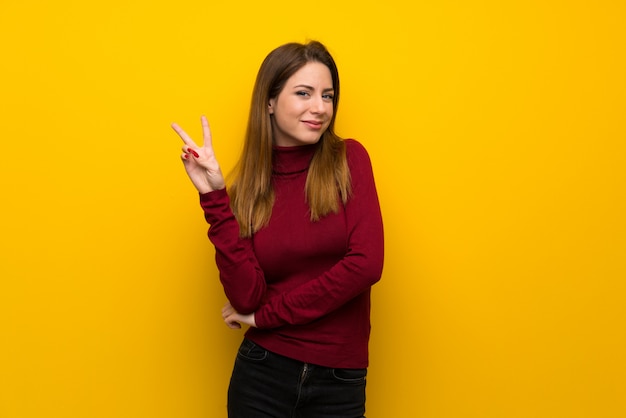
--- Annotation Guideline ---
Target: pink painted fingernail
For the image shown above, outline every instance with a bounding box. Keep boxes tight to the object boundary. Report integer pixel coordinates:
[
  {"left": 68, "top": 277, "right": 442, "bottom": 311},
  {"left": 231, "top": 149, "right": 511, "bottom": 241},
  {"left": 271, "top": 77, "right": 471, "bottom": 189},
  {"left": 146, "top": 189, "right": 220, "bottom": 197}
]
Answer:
[{"left": 187, "top": 148, "right": 199, "bottom": 158}]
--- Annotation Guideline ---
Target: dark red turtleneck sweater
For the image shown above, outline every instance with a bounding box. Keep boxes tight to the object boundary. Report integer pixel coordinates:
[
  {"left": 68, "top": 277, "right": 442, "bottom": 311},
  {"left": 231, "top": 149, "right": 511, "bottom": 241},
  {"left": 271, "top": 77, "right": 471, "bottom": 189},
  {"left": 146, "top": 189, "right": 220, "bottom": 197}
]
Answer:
[{"left": 199, "top": 139, "right": 384, "bottom": 368}]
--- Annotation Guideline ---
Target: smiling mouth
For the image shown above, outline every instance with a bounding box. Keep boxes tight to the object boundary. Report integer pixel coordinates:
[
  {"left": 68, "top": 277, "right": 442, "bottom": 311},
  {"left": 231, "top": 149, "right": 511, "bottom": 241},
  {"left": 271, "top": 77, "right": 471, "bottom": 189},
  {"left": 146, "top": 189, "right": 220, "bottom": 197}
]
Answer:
[{"left": 302, "top": 120, "right": 323, "bottom": 129}]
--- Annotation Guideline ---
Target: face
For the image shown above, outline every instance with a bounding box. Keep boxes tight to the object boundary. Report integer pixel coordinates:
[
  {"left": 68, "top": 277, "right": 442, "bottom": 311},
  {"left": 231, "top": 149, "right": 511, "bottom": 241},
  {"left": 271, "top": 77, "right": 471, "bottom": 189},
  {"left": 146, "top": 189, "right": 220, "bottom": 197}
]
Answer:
[{"left": 268, "top": 62, "right": 334, "bottom": 147}]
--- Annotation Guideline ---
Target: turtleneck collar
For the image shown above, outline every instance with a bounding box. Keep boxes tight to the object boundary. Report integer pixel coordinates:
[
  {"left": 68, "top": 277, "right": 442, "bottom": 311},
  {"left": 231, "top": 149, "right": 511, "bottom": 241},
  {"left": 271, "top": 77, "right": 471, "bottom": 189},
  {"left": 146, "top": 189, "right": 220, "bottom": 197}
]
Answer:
[{"left": 272, "top": 143, "right": 318, "bottom": 175}]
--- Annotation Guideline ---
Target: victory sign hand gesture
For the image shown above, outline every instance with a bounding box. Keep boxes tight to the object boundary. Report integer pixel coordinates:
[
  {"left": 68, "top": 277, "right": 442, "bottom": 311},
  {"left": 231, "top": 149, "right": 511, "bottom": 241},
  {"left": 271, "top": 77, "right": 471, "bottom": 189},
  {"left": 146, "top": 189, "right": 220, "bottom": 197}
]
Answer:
[{"left": 172, "top": 115, "right": 225, "bottom": 194}]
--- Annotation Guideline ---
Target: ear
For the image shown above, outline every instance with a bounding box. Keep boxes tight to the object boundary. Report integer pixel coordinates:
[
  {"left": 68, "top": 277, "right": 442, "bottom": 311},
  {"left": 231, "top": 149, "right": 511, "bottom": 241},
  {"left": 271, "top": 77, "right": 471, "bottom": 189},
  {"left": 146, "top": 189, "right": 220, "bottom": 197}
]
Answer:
[{"left": 268, "top": 98, "right": 275, "bottom": 114}]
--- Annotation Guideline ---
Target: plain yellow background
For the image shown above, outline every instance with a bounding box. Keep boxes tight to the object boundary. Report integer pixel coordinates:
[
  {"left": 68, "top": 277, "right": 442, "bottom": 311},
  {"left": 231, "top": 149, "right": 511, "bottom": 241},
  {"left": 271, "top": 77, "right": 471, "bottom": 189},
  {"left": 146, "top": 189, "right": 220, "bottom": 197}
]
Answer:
[{"left": 1, "top": 1, "right": 625, "bottom": 417}]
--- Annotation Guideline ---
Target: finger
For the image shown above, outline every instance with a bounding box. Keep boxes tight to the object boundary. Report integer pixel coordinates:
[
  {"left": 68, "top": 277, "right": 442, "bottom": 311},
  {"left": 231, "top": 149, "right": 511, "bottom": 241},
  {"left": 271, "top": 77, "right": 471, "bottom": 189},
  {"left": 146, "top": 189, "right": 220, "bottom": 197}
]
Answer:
[
  {"left": 171, "top": 122, "right": 199, "bottom": 148},
  {"left": 225, "top": 320, "right": 242, "bottom": 329},
  {"left": 181, "top": 146, "right": 199, "bottom": 158},
  {"left": 222, "top": 305, "right": 234, "bottom": 318},
  {"left": 201, "top": 116, "right": 213, "bottom": 150},
  {"left": 224, "top": 313, "right": 242, "bottom": 329}
]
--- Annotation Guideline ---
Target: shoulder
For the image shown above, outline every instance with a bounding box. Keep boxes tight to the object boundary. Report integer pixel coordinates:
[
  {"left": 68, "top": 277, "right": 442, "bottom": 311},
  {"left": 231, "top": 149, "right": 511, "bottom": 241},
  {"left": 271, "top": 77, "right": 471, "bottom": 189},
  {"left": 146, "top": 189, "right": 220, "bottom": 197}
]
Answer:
[
  {"left": 343, "top": 138, "right": 369, "bottom": 160},
  {"left": 344, "top": 138, "right": 368, "bottom": 154},
  {"left": 344, "top": 138, "right": 372, "bottom": 166}
]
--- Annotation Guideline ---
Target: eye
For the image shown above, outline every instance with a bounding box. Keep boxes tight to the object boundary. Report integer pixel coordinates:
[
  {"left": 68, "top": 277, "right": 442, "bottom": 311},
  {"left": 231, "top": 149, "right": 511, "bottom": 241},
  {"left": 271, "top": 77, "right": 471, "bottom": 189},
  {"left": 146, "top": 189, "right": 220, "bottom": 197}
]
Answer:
[
  {"left": 322, "top": 94, "right": 334, "bottom": 101},
  {"left": 296, "top": 91, "right": 310, "bottom": 97}
]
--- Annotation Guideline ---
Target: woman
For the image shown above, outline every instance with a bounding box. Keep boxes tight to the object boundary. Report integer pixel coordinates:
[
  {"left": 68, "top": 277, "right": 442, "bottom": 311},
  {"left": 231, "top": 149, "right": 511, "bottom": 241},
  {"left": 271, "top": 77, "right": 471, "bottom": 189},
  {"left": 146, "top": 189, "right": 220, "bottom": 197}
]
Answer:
[{"left": 172, "top": 41, "right": 384, "bottom": 417}]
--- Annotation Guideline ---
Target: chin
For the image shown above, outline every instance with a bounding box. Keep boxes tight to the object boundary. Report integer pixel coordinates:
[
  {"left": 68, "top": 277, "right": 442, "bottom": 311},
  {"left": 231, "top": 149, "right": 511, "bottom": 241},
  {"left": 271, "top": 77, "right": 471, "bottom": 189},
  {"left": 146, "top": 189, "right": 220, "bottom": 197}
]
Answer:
[{"left": 294, "top": 135, "right": 322, "bottom": 146}]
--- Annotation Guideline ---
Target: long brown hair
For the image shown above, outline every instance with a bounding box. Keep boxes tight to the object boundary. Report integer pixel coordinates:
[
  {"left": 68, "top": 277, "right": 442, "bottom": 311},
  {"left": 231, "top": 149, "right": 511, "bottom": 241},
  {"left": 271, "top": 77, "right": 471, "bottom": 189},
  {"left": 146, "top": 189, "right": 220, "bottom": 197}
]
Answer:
[{"left": 229, "top": 41, "right": 351, "bottom": 237}]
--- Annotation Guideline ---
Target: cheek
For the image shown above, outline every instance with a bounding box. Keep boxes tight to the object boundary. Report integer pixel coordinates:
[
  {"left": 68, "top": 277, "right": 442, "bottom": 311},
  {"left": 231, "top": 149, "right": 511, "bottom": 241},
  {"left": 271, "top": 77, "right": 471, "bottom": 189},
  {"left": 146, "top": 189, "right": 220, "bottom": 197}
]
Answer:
[{"left": 280, "top": 100, "right": 302, "bottom": 117}]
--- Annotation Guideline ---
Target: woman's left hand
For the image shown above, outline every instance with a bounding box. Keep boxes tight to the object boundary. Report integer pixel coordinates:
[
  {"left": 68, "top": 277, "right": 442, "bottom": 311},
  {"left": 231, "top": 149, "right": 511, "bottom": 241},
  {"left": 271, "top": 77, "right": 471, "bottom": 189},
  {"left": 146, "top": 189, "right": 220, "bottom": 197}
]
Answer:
[{"left": 222, "top": 302, "right": 257, "bottom": 329}]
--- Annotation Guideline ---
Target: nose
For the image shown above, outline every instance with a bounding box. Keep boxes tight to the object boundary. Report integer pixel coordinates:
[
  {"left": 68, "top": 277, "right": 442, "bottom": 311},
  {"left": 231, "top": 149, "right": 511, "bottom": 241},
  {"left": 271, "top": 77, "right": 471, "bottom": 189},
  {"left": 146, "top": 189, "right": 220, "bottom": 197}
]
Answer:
[{"left": 310, "top": 96, "right": 326, "bottom": 114}]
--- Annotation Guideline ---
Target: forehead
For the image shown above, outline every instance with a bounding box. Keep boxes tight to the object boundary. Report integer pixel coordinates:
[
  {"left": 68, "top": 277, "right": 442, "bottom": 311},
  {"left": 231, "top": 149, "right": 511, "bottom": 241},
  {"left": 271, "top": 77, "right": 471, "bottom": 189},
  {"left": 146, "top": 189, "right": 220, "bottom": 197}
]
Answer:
[{"left": 285, "top": 62, "right": 333, "bottom": 88}]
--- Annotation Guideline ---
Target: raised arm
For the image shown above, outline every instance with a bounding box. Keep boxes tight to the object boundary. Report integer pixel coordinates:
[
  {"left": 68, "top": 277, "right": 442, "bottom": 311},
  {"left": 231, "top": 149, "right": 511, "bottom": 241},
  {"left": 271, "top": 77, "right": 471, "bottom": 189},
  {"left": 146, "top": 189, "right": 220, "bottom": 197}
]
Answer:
[{"left": 173, "top": 116, "right": 266, "bottom": 314}]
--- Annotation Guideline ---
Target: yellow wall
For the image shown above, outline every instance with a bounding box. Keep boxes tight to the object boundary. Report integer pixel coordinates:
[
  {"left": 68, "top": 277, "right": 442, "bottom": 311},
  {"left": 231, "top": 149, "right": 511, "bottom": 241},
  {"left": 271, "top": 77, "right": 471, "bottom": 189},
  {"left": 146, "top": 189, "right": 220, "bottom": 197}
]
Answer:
[{"left": 1, "top": 1, "right": 624, "bottom": 417}]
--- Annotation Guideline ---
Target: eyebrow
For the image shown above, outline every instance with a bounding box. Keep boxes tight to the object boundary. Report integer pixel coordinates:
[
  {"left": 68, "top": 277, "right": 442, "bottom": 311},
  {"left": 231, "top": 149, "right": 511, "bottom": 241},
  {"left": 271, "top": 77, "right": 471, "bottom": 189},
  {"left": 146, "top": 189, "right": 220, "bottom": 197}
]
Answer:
[{"left": 293, "top": 84, "right": 334, "bottom": 92}]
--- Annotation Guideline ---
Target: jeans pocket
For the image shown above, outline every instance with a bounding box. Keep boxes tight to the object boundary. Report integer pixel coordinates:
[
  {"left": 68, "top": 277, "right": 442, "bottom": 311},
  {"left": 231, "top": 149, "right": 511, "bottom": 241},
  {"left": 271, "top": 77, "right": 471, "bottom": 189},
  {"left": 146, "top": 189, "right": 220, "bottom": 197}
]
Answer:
[
  {"left": 331, "top": 367, "right": 367, "bottom": 383},
  {"left": 237, "top": 338, "right": 268, "bottom": 361}
]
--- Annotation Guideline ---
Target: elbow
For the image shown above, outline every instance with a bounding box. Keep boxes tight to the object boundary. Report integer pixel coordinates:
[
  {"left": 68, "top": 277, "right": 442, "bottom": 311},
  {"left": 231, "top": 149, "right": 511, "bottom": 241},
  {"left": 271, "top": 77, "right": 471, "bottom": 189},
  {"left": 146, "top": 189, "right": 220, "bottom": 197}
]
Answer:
[
  {"left": 225, "top": 287, "right": 265, "bottom": 314},
  {"left": 367, "top": 265, "right": 383, "bottom": 287},
  {"left": 358, "top": 253, "right": 384, "bottom": 288},
  {"left": 230, "top": 300, "right": 260, "bottom": 315},
  {"left": 219, "top": 266, "right": 267, "bottom": 314},
  {"left": 369, "top": 251, "right": 385, "bottom": 286}
]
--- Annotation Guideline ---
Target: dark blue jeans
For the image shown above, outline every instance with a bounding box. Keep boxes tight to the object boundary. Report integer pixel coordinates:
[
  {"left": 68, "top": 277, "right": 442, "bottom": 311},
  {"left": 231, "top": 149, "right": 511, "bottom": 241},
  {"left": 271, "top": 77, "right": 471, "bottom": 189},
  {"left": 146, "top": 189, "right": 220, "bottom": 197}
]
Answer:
[{"left": 228, "top": 338, "right": 367, "bottom": 418}]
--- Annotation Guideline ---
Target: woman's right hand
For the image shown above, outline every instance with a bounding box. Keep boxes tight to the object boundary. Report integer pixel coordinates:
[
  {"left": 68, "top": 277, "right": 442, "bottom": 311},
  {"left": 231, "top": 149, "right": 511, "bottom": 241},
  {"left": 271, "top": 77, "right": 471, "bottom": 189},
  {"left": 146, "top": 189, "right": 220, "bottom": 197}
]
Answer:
[{"left": 171, "top": 115, "right": 225, "bottom": 194}]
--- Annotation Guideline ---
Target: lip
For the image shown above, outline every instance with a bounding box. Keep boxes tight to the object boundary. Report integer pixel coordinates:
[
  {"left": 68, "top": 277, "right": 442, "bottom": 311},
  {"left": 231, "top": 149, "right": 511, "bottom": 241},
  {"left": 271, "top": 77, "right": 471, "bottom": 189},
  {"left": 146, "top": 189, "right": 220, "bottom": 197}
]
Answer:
[{"left": 302, "top": 120, "right": 324, "bottom": 129}]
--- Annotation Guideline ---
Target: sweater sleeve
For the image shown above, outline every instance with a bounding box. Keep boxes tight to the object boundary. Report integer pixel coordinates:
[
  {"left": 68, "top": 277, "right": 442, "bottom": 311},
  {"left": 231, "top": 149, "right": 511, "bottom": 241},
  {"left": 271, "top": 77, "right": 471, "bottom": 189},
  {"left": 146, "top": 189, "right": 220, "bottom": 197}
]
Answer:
[
  {"left": 200, "top": 189, "right": 266, "bottom": 313},
  {"left": 254, "top": 140, "right": 384, "bottom": 328}
]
